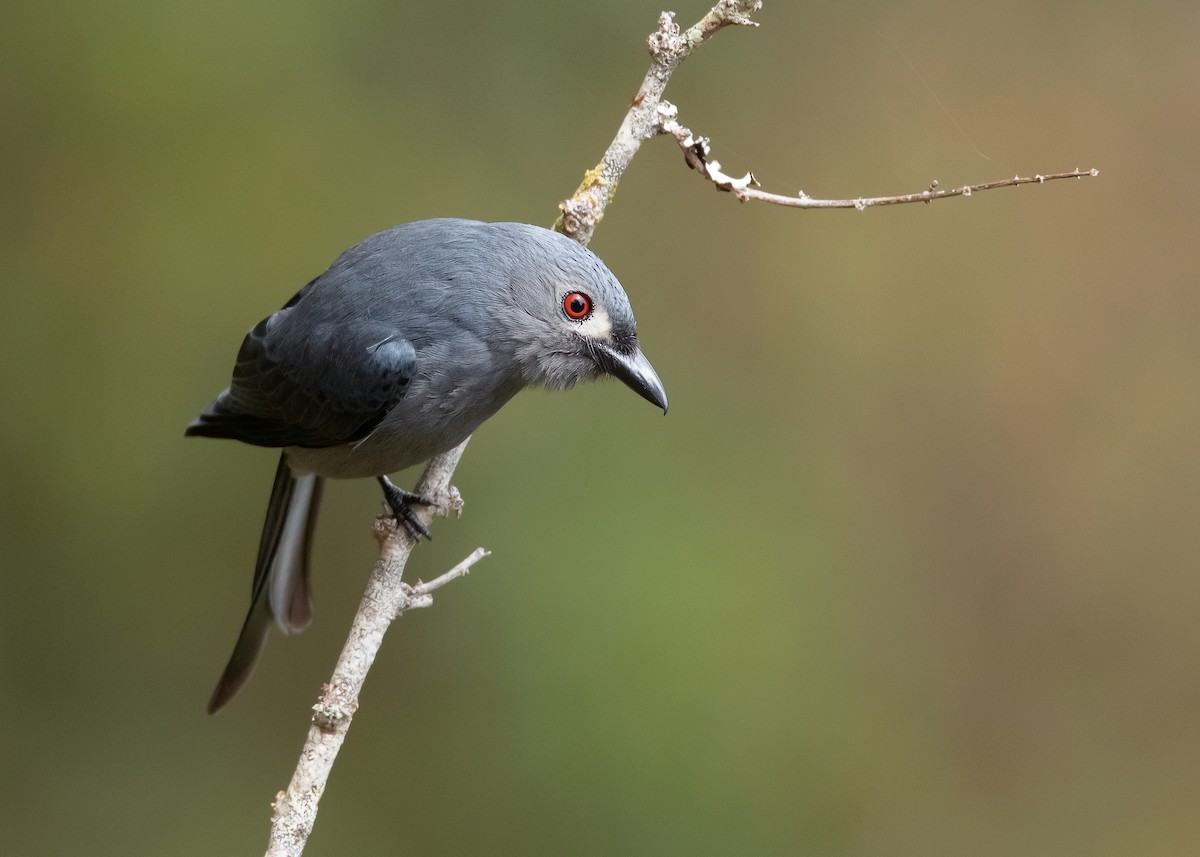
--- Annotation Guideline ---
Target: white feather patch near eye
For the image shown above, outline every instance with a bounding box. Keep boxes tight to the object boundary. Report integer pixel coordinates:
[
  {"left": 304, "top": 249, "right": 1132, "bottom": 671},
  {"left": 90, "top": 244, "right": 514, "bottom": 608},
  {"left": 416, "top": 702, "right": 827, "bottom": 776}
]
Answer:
[{"left": 573, "top": 306, "right": 612, "bottom": 340}]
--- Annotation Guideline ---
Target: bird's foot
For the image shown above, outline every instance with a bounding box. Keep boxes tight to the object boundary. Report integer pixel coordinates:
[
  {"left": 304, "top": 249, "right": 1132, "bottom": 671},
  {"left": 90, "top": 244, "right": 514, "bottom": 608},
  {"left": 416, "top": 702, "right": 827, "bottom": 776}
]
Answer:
[{"left": 378, "top": 476, "right": 437, "bottom": 541}]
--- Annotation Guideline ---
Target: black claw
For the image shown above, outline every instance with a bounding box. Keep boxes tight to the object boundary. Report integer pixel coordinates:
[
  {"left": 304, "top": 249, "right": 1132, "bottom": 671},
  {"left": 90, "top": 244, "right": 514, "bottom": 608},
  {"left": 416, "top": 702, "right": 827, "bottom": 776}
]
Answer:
[{"left": 378, "top": 476, "right": 435, "bottom": 540}]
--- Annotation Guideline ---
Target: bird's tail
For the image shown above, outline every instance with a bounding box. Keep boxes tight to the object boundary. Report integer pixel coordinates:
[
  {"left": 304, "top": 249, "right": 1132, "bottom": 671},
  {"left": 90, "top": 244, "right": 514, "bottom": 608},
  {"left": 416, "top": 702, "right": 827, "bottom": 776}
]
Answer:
[{"left": 207, "top": 453, "right": 324, "bottom": 714}]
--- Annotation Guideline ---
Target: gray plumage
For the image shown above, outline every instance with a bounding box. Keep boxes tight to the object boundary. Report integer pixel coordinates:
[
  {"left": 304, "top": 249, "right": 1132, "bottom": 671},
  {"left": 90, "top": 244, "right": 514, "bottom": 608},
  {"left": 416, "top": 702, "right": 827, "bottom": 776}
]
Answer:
[{"left": 188, "top": 219, "right": 666, "bottom": 712}]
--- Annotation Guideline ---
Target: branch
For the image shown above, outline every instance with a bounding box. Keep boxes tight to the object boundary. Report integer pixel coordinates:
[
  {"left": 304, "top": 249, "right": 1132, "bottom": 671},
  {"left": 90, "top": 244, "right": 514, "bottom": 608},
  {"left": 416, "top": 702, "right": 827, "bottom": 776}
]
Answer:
[
  {"left": 659, "top": 104, "right": 1100, "bottom": 209},
  {"left": 267, "top": 6, "right": 761, "bottom": 849},
  {"left": 559, "top": 0, "right": 1096, "bottom": 233},
  {"left": 265, "top": 441, "right": 483, "bottom": 857},
  {"left": 261, "top": 0, "right": 1096, "bottom": 852},
  {"left": 556, "top": 1, "right": 763, "bottom": 243}
]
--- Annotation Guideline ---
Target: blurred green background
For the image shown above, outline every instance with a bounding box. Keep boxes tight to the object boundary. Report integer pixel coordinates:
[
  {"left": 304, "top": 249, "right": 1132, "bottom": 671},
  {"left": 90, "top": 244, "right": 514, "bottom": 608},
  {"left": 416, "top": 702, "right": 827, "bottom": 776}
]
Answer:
[{"left": 3, "top": 1, "right": 1196, "bottom": 855}]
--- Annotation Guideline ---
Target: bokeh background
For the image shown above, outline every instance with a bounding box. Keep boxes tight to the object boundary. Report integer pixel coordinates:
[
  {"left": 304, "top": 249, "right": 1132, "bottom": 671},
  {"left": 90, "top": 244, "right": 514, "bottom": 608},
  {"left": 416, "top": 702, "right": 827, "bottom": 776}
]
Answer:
[{"left": 3, "top": 1, "right": 1196, "bottom": 855}]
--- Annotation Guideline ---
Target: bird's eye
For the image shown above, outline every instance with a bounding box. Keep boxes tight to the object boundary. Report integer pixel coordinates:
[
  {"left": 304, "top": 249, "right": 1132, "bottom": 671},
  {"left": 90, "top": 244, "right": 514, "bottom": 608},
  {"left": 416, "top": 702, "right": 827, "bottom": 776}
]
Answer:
[{"left": 562, "top": 291, "right": 593, "bottom": 320}]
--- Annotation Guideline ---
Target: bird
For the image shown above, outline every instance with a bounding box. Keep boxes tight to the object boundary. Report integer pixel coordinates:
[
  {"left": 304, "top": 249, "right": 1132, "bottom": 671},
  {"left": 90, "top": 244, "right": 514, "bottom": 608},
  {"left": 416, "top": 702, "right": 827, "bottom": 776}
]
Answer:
[{"left": 187, "top": 218, "right": 667, "bottom": 713}]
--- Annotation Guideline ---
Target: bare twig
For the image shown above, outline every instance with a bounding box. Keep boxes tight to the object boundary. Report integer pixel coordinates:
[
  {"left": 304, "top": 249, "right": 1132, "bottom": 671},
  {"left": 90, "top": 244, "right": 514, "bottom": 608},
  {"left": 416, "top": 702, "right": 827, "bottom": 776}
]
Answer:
[
  {"left": 555, "top": 1, "right": 763, "bottom": 244},
  {"left": 659, "top": 104, "right": 1100, "bottom": 209}
]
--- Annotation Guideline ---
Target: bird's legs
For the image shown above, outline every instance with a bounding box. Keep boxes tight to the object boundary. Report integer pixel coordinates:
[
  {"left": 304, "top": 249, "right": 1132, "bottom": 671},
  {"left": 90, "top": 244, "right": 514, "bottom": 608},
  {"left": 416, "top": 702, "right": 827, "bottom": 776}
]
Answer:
[{"left": 377, "top": 476, "right": 437, "bottom": 541}]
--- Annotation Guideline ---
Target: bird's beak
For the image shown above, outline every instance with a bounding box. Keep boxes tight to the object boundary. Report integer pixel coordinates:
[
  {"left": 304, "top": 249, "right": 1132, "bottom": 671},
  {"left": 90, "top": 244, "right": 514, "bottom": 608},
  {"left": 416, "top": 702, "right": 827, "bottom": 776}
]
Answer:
[{"left": 593, "top": 342, "right": 668, "bottom": 414}]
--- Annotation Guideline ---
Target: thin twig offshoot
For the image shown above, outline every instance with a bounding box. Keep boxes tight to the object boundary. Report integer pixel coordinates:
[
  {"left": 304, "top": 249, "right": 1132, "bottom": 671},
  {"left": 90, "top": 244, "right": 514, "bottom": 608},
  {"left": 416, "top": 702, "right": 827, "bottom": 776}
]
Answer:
[{"left": 658, "top": 101, "right": 1099, "bottom": 210}]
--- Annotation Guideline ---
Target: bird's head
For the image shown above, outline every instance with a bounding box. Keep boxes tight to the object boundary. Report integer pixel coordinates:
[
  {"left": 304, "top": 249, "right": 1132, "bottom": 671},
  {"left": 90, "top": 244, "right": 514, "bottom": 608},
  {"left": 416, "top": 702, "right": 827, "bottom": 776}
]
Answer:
[{"left": 492, "top": 224, "right": 668, "bottom": 413}]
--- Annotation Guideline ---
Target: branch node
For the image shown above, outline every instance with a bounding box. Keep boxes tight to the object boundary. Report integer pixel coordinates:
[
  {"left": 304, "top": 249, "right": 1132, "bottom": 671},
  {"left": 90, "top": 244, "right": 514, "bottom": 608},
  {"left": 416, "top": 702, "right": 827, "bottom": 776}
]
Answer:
[
  {"left": 401, "top": 589, "right": 434, "bottom": 611},
  {"left": 372, "top": 516, "right": 395, "bottom": 545},
  {"left": 656, "top": 100, "right": 679, "bottom": 127},
  {"left": 312, "top": 685, "right": 358, "bottom": 734},
  {"left": 433, "top": 484, "right": 464, "bottom": 519},
  {"left": 557, "top": 194, "right": 601, "bottom": 240},
  {"left": 647, "top": 11, "right": 681, "bottom": 58}
]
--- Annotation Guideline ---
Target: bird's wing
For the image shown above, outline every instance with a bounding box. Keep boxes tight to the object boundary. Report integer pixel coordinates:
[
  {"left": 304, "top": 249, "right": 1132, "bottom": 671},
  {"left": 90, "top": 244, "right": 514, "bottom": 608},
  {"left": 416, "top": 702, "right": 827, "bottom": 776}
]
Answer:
[{"left": 187, "top": 306, "right": 418, "bottom": 449}]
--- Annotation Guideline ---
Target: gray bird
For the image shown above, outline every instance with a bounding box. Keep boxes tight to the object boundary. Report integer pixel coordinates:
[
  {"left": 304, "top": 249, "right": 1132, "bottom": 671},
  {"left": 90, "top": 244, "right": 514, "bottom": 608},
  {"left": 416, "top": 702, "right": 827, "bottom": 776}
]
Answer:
[{"left": 188, "top": 218, "right": 667, "bottom": 712}]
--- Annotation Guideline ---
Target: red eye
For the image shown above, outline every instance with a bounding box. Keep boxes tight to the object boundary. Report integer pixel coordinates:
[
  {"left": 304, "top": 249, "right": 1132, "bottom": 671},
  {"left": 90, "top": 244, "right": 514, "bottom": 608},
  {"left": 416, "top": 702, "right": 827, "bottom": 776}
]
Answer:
[{"left": 563, "top": 292, "right": 592, "bottom": 320}]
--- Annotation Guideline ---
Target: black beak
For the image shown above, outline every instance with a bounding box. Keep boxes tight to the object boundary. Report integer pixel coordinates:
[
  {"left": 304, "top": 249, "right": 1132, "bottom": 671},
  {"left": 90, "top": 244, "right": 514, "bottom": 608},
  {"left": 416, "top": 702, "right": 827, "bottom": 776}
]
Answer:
[{"left": 593, "top": 342, "right": 668, "bottom": 414}]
